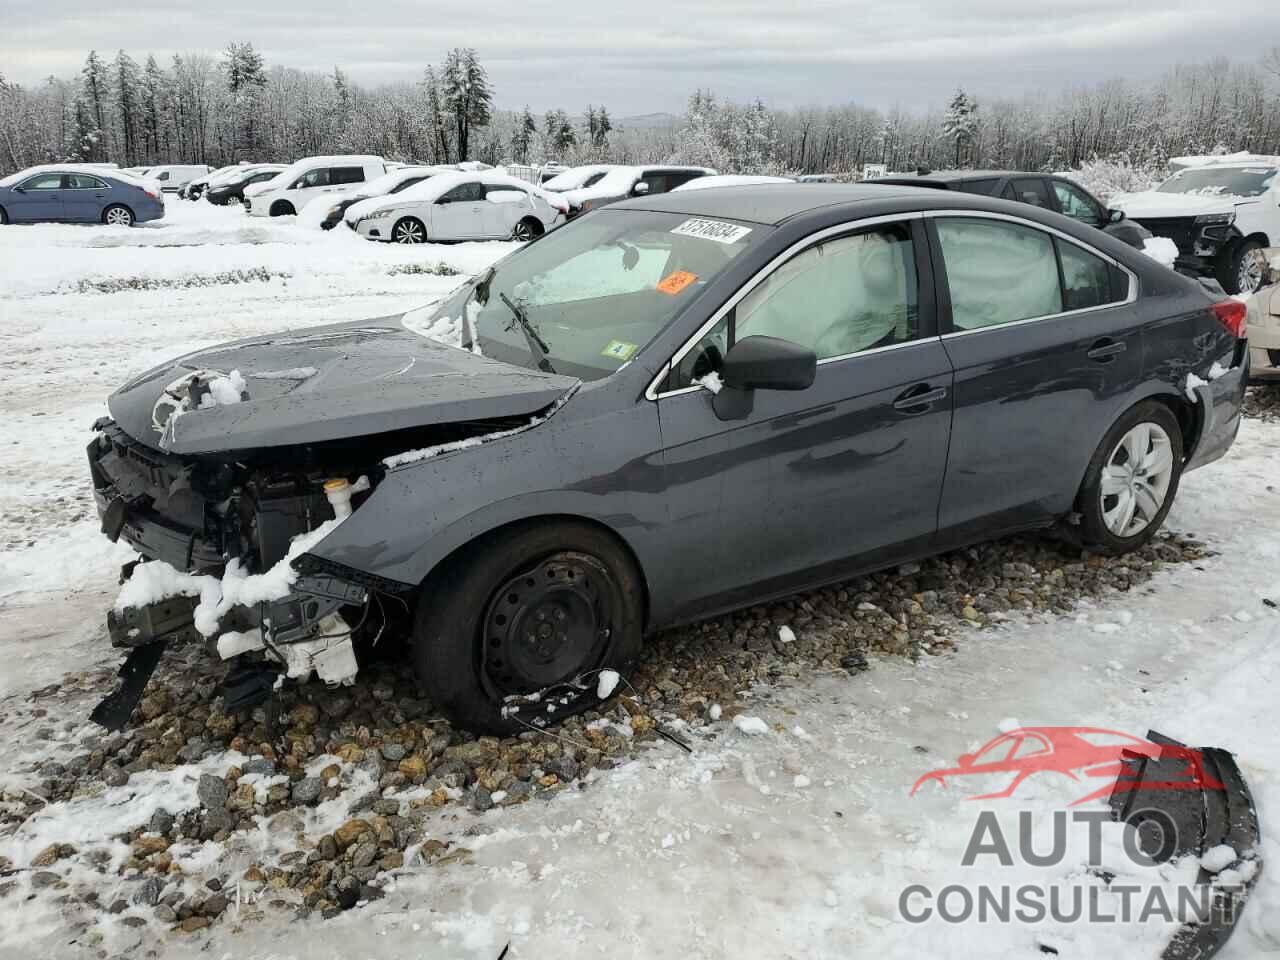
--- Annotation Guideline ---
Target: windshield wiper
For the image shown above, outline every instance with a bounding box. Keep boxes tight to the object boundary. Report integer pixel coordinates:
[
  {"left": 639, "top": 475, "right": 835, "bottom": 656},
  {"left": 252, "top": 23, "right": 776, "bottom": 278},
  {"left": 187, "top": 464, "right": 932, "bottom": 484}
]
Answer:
[{"left": 499, "top": 292, "right": 556, "bottom": 374}]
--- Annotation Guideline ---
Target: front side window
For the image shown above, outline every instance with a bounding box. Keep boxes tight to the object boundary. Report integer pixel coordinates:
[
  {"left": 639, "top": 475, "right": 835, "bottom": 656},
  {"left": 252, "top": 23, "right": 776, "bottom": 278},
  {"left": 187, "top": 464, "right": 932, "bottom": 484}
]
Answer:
[
  {"left": 294, "top": 168, "right": 330, "bottom": 189},
  {"left": 1005, "top": 178, "right": 1050, "bottom": 207},
  {"left": 671, "top": 223, "right": 919, "bottom": 389},
  {"left": 935, "top": 218, "right": 1062, "bottom": 330},
  {"left": 20, "top": 173, "right": 66, "bottom": 190},
  {"left": 417, "top": 209, "right": 764, "bottom": 380},
  {"left": 1052, "top": 180, "right": 1104, "bottom": 226},
  {"left": 66, "top": 173, "right": 107, "bottom": 189},
  {"left": 439, "top": 182, "right": 484, "bottom": 203},
  {"left": 639, "top": 172, "right": 671, "bottom": 194},
  {"left": 156, "top": 171, "right": 170, "bottom": 181}
]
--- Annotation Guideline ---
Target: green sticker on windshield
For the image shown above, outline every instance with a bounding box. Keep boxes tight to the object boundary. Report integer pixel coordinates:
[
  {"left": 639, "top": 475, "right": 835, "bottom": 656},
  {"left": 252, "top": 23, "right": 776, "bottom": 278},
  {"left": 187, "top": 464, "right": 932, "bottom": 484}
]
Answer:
[{"left": 601, "top": 340, "right": 638, "bottom": 361}]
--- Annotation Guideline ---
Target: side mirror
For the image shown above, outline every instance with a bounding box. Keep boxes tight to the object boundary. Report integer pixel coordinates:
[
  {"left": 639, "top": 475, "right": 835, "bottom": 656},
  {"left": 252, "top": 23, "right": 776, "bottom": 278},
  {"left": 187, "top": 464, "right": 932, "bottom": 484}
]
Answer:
[
  {"left": 632, "top": 181, "right": 651, "bottom": 195},
  {"left": 12, "top": 186, "right": 23, "bottom": 193},
  {"left": 1108, "top": 208, "right": 1126, "bottom": 224},
  {"left": 711, "top": 335, "right": 817, "bottom": 421}
]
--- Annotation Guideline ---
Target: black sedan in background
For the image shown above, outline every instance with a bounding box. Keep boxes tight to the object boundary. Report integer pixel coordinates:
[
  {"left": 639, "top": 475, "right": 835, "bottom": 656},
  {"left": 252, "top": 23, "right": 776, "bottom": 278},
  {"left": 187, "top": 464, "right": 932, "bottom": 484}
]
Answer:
[
  {"left": 90, "top": 184, "right": 1246, "bottom": 734},
  {"left": 205, "top": 166, "right": 287, "bottom": 206},
  {"left": 869, "top": 170, "right": 1152, "bottom": 249}
]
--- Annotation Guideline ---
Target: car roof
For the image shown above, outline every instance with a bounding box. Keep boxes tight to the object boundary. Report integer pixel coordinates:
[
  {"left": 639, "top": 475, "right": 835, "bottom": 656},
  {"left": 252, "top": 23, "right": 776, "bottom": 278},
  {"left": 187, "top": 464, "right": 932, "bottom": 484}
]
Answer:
[
  {"left": 874, "top": 170, "right": 1056, "bottom": 184},
  {"left": 614, "top": 182, "right": 940, "bottom": 225}
]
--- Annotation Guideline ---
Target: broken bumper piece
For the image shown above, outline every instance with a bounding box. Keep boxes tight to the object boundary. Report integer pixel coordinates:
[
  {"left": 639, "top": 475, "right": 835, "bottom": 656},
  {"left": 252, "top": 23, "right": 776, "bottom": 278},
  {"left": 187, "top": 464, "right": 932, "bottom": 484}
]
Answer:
[
  {"left": 1109, "top": 730, "right": 1262, "bottom": 960},
  {"left": 91, "top": 563, "right": 369, "bottom": 729}
]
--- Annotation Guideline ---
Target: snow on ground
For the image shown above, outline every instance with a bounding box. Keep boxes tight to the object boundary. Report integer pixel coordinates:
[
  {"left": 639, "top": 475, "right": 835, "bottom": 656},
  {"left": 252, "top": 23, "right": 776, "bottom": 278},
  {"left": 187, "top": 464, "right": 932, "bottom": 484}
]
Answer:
[
  {"left": 0, "top": 197, "right": 512, "bottom": 696},
  {"left": 2, "top": 199, "right": 1280, "bottom": 958}
]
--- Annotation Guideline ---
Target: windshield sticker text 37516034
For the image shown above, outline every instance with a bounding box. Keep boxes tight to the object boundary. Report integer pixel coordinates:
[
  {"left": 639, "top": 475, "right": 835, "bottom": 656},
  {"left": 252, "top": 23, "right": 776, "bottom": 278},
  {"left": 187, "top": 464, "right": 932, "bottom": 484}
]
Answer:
[{"left": 670, "top": 218, "right": 753, "bottom": 244}]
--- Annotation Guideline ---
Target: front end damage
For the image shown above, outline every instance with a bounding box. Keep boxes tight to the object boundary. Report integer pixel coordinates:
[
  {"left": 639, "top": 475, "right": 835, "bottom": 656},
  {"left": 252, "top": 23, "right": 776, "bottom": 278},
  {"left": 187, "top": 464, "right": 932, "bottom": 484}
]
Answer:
[{"left": 86, "top": 417, "right": 426, "bottom": 728}]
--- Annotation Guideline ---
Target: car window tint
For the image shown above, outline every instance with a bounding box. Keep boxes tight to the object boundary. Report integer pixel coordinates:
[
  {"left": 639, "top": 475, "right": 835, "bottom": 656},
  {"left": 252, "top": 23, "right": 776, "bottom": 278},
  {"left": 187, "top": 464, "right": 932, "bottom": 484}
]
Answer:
[
  {"left": 1058, "top": 239, "right": 1120, "bottom": 311},
  {"left": 582, "top": 171, "right": 606, "bottom": 188},
  {"left": 640, "top": 173, "right": 670, "bottom": 193},
  {"left": 296, "top": 168, "right": 330, "bottom": 189},
  {"left": 66, "top": 174, "right": 107, "bottom": 189},
  {"left": 1009, "top": 178, "right": 1050, "bottom": 207},
  {"left": 936, "top": 218, "right": 1062, "bottom": 330},
  {"left": 330, "top": 167, "right": 365, "bottom": 185},
  {"left": 957, "top": 178, "right": 1002, "bottom": 196},
  {"left": 1052, "top": 180, "right": 1103, "bottom": 226},
  {"left": 440, "top": 182, "right": 483, "bottom": 202},
  {"left": 20, "top": 173, "right": 65, "bottom": 190},
  {"left": 156, "top": 171, "right": 170, "bottom": 181},
  {"left": 673, "top": 223, "right": 919, "bottom": 387},
  {"left": 484, "top": 183, "right": 527, "bottom": 198}
]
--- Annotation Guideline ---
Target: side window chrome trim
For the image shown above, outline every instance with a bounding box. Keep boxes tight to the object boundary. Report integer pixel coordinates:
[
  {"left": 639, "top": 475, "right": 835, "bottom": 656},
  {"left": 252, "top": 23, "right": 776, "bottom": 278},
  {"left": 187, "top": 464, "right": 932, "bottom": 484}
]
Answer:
[
  {"left": 927, "top": 209, "right": 1139, "bottom": 338},
  {"left": 645, "top": 211, "right": 927, "bottom": 401}
]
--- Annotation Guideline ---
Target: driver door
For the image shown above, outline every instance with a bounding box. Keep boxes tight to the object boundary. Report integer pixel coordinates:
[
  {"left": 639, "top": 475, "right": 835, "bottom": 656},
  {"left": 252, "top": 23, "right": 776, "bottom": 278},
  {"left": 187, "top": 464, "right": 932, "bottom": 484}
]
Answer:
[
  {"left": 654, "top": 218, "right": 954, "bottom": 614},
  {"left": 9, "top": 172, "right": 66, "bottom": 221},
  {"left": 430, "top": 181, "right": 486, "bottom": 239}
]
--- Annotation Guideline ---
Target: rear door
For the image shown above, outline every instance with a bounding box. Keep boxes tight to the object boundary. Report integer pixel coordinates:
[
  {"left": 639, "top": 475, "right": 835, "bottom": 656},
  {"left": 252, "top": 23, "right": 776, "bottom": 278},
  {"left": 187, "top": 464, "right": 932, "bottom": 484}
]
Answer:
[
  {"left": 429, "top": 181, "right": 486, "bottom": 239},
  {"left": 62, "top": 172, "right": 110, "bottom": 221},
  {"left": 655, "top": 217, "right": 954, "bottom": 610},
  {"left": 481, "top": 183, "right": 532, "bottom": 237},
  {"left": 929, "top": 213, "right": 1142, "bottom": 539},
  {"left": 8, "top": 172, "right": 66, "bottom": 221}
]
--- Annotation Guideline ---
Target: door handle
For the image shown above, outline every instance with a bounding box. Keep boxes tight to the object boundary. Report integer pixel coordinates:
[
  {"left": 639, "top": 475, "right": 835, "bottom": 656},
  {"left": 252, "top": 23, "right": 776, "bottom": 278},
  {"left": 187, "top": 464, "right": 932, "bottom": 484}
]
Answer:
[
  {"left": 1087, "top": 338, "right": 1126, "bottom": 362},
  {"left": 893, "top": 384, "right": 947, "bottom": 411}
]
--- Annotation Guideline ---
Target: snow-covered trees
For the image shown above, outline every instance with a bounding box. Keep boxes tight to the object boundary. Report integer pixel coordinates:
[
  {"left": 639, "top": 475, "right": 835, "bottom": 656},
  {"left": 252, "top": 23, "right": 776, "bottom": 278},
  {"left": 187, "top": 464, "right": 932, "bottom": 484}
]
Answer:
[
  {"left": 441, "top": 48, "right": 492, "bottom": 162},
  {"left": 943, "top": 88, "right": 979, "bottom": 166},
  {"left": 510, "top": 106, "right": 537, "bottom": 163},
  {"left": 223, "top": 42, "right": 267, "bottom": 160}
]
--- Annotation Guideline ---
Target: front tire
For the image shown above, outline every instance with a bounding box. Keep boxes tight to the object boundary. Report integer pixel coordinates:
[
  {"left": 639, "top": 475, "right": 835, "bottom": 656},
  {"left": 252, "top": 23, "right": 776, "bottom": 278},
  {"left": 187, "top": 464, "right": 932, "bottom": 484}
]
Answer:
[
  {"left": 1076, "top": 402, "right": 1183, "bottom": 555},
  {"left": 1218, "top": 239, "right": 1265, "bottom": 295},
  {"left": 269, "top": 200, "right": 295, "bottom": 217},
  {"left": 102, "top": 204, "right": 134, "bottom": 227},
  {"left": 413, "top": 521, "right": 644, "bottom": 734},
  {"left": 392, "top": 217, "right": 427, "bottom": 244}
]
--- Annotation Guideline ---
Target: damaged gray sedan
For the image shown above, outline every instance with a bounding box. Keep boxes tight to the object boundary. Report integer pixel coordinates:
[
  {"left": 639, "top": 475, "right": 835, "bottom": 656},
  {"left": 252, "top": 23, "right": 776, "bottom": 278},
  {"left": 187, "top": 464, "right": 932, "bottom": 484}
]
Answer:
[{"left": 88, "top": 184, "right": 1248, "bottom": 734}]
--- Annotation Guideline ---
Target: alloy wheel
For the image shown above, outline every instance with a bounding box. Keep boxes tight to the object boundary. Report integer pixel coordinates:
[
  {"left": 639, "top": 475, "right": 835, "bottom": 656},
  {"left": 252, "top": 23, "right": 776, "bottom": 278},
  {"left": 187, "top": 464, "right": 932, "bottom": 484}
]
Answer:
[
  {"left": 393, "top": 219, "right": 425, "bottom": 244},
  {"left": 1238, "top": 250, "right": 1264, "bottom": 294},
  {"left": 104, "top": 206, "right": 132, "bottom": 227},
  {"left": 1099, "top": 422, "right": 1174, "bottom": 537},
  {"left": 513, "top": 220, "right": 535, "bottom": 242}
]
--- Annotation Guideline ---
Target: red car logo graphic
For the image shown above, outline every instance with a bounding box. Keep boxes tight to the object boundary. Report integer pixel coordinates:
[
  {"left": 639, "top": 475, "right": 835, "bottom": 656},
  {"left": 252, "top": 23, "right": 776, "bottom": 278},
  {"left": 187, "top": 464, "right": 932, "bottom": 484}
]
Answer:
[{"left": 910, "top": 726, "right": 1226, "bottom": 806}]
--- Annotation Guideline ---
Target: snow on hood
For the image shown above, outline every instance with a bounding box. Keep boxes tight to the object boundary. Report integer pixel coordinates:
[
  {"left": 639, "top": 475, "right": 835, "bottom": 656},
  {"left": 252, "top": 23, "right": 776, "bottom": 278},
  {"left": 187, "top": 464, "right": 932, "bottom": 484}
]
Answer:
[
  {"left": 1109, "top": 191, "right": 1241, "bottom": 217},
  {"left": 542, "top": 165, "right": 618, "bottom": 191},
  {"left": 107, "top": 317, "right": 580, "bottom": 454},
  {"left": 561, "top": 166, "right": 644, "bottom": 204}
]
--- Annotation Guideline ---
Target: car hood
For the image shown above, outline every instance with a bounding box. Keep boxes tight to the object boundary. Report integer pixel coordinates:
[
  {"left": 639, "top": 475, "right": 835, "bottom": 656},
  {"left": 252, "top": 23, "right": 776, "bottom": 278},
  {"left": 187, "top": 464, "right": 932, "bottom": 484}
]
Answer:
[
  {"left": 344, "top": 194, "right": 398, "bottom": 223},
  {"left": 1110, "top": 190, "right": 1255, "bottom": 218},
  {"left": 107, "top": 316, "right": 580, "bottom": 455}
]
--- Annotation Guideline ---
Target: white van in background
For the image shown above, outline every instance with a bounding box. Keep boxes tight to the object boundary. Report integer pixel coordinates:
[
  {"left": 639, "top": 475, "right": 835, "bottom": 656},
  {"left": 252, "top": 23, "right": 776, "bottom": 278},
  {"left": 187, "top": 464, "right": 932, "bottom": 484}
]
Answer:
[
  {"left": 244, "top": 156, "right": 387, "bottom": 218},
  {"left": 146, "top": 164, "right": 212, "bottom": 192}
]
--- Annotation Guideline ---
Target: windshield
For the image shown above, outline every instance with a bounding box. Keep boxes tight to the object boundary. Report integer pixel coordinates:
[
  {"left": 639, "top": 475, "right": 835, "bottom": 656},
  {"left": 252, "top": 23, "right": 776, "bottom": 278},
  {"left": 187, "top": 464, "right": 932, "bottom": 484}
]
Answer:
[
  {"left": 542, "top": 167, "right": 610, "bottom": 192},
  {"left": 418, "top": 209, "right": 765, "bottom": 380},
  {"left": 1156, "top": 166, "right": 1278, "bottom": 198}
]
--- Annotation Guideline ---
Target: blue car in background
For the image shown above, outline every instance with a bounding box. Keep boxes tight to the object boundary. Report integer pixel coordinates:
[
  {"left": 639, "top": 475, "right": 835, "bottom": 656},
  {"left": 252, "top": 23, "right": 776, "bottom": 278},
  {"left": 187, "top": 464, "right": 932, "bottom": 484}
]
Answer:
[{"left": 0, "top": 166, "right": 164, "bottom": 226}]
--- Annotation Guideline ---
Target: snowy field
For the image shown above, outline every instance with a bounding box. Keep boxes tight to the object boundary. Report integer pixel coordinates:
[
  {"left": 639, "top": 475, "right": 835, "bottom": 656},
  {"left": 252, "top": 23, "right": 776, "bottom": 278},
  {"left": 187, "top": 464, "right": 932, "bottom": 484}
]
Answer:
[{"left": 1, "top": 199, "right": 1279, "bottom": 959}]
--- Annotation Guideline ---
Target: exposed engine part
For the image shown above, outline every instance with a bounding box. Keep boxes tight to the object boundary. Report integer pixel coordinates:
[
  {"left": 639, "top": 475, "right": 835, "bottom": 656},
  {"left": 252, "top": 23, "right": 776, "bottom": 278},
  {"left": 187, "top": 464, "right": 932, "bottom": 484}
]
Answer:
[{"left": 278, "top": 615, "right": 359, "bottom": 685}]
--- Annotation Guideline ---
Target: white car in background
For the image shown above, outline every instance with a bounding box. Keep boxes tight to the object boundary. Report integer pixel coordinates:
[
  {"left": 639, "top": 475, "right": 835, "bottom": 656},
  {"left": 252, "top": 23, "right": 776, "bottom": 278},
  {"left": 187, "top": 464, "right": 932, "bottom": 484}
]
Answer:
[
  {"left": 145, "top": 164, "right": 211, "bottom": 193},
  {"left": 541, "top": 164, "right": 619, "bottom": 194},
  {"left": 672, "top": 174, "right": 795, "bottom": 191},
  {"left": 244, "top": 155, "right": 387, "bottom": 218},
  {"left": 1110, "top": 156, "right": 1280, "bottom": 294},
  {"left": 300, "top": 164, "right": 458, "bottom": 230},
  {"left": 349, "top": 171, "right": 568, "bottom": 243}
]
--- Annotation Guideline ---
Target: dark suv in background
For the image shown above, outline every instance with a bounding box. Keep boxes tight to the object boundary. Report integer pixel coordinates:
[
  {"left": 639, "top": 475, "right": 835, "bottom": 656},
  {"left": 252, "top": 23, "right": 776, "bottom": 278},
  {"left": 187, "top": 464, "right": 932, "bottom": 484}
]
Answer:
[{"left": 869, "top": 170, "right": 1151, "bottom": 249}]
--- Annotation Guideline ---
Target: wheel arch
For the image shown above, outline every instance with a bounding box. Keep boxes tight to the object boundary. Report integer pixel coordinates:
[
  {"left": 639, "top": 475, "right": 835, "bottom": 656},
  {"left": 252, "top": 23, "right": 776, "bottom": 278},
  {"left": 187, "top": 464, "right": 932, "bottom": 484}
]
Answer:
[
  {"left": 418, "top": 513, "right": 652, "bottom": 633},
  {"left": 1073, "top": 388, "right": 1197, "bottom": 508},
  {"left": 518, "top": 215, "right": 545, "bottom": 236},
  {"left": 269, "top": 199, "right": 295, "bottom": 217}
]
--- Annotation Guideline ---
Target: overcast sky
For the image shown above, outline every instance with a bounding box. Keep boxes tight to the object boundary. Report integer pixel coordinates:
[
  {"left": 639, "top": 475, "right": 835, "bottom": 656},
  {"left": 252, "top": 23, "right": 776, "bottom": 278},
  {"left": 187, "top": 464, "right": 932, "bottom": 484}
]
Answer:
[{"left": 3, "top": 0, "right": 1277, "bottom": 116}]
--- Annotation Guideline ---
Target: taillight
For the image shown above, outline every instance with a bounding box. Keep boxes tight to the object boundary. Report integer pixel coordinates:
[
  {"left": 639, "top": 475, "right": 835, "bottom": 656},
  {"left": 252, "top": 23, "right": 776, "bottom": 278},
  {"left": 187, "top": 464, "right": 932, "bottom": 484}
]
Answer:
[{"left": 1211, "top": 299, "right": 1247, "bottom": 338}]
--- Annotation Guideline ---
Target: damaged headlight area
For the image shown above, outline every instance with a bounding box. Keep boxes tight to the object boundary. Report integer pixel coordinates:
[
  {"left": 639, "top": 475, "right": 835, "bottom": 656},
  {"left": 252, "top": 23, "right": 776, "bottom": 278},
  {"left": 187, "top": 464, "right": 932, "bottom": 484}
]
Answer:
[{"left": 86, "top": 418, "right": 417, "bottom": 729}]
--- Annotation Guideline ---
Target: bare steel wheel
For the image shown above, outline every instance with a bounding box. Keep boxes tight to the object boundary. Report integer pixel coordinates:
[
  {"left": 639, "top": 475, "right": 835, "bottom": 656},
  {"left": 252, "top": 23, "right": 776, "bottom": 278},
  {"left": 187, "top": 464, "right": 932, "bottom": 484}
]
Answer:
[
  {"left": 413, "top": 521, "right": 644, "bottom": 734},
  {"left": 392, "top": 217, "right": 426, "bottom": 244},
  {"left": 1076, "top": 401, "right": 1183, "bottom": 555},
  {"left": 1100, "top": 422, "right": 1174, "bottom": 537},
  {"left": 102, "top": 204, "right": 134, "bottom": 227}
]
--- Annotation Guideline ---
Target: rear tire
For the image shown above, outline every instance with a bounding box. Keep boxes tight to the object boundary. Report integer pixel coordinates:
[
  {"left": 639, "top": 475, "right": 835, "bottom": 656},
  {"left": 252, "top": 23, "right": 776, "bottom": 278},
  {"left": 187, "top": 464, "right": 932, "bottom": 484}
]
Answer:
[
  {"left": 392, "top": 217, "right": 427, "bottom": 244},
  {"left": 413, "top": 521, "right": 644, "bottom": 735},
  {"left": 512, "top": 217, "right": 542, "bottom": 242},
  {"left": 1217, "top": 239, "right": 1265, "bottom": 295},
  {"left": 269, "top": 200, "right": 295, "bottom": 217},
  {"left": 1076, "top": 402, "right": 1183, "bottom": 556},
  {"left": 102, "top": 204, "right": 134, "bottom": 227}
]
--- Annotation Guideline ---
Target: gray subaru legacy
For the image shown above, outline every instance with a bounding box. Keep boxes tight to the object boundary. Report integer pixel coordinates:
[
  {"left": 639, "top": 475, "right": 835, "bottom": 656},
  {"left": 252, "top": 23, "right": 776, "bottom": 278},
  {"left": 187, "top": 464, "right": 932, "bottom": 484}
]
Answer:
[{"left": 88, "top": 184, "right": 1247, "bottom": 733}]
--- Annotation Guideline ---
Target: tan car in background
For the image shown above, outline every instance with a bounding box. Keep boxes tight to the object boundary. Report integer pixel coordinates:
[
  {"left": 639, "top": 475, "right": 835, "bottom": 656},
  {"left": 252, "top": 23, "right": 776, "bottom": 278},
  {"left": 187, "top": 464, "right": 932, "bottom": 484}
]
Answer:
[{"left": 1246, "top": 249, "right": 1280, "bottom": 381}]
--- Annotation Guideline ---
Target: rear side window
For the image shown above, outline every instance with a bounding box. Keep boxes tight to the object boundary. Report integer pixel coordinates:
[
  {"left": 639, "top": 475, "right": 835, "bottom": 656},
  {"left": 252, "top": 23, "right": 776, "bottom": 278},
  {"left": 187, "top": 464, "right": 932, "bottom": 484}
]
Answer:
[
  {"left": 66, "top": 174, "right": 107, "bottom": 189},
  {"left": 484, "top": 183, "right": 528, "bottom": 199},
  {"left": 390, "top": 176, "right": 430, "bottom": 193},
  {"left": 639, "top": 172, "right": 671, "bottom": 194},
  {"left": 330, "top": 166, "right": 366, "bottom": 185},
  {"left": 1057, "top": 239, "right": 1125, "bottom": 311},
  {"left": 1005, "top": 178, "right": 1050, "bottom": 207},
  {"left": 935, "top": 218, "right": 1062, "bottom": 330},
  {"left": 582, "top": 171, "right": 607, "bottom": 188},
  {"left": 956, "top": 178, "right": 1002, "bottom": 196}
]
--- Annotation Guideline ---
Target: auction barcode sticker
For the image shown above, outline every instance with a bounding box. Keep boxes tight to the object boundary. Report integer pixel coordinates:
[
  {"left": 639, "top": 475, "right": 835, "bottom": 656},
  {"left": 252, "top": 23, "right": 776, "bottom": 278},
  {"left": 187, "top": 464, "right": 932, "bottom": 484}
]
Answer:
[{"left": 670, "top": 218, "right": 753, "bottom": 244}]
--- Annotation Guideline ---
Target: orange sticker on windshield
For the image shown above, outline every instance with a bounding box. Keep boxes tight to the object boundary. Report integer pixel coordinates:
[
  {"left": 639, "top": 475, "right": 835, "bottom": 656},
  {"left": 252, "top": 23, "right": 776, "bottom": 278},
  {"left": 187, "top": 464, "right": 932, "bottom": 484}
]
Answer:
[{"left": 656, "top": 270, "right": 698, "bottom": 295}]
